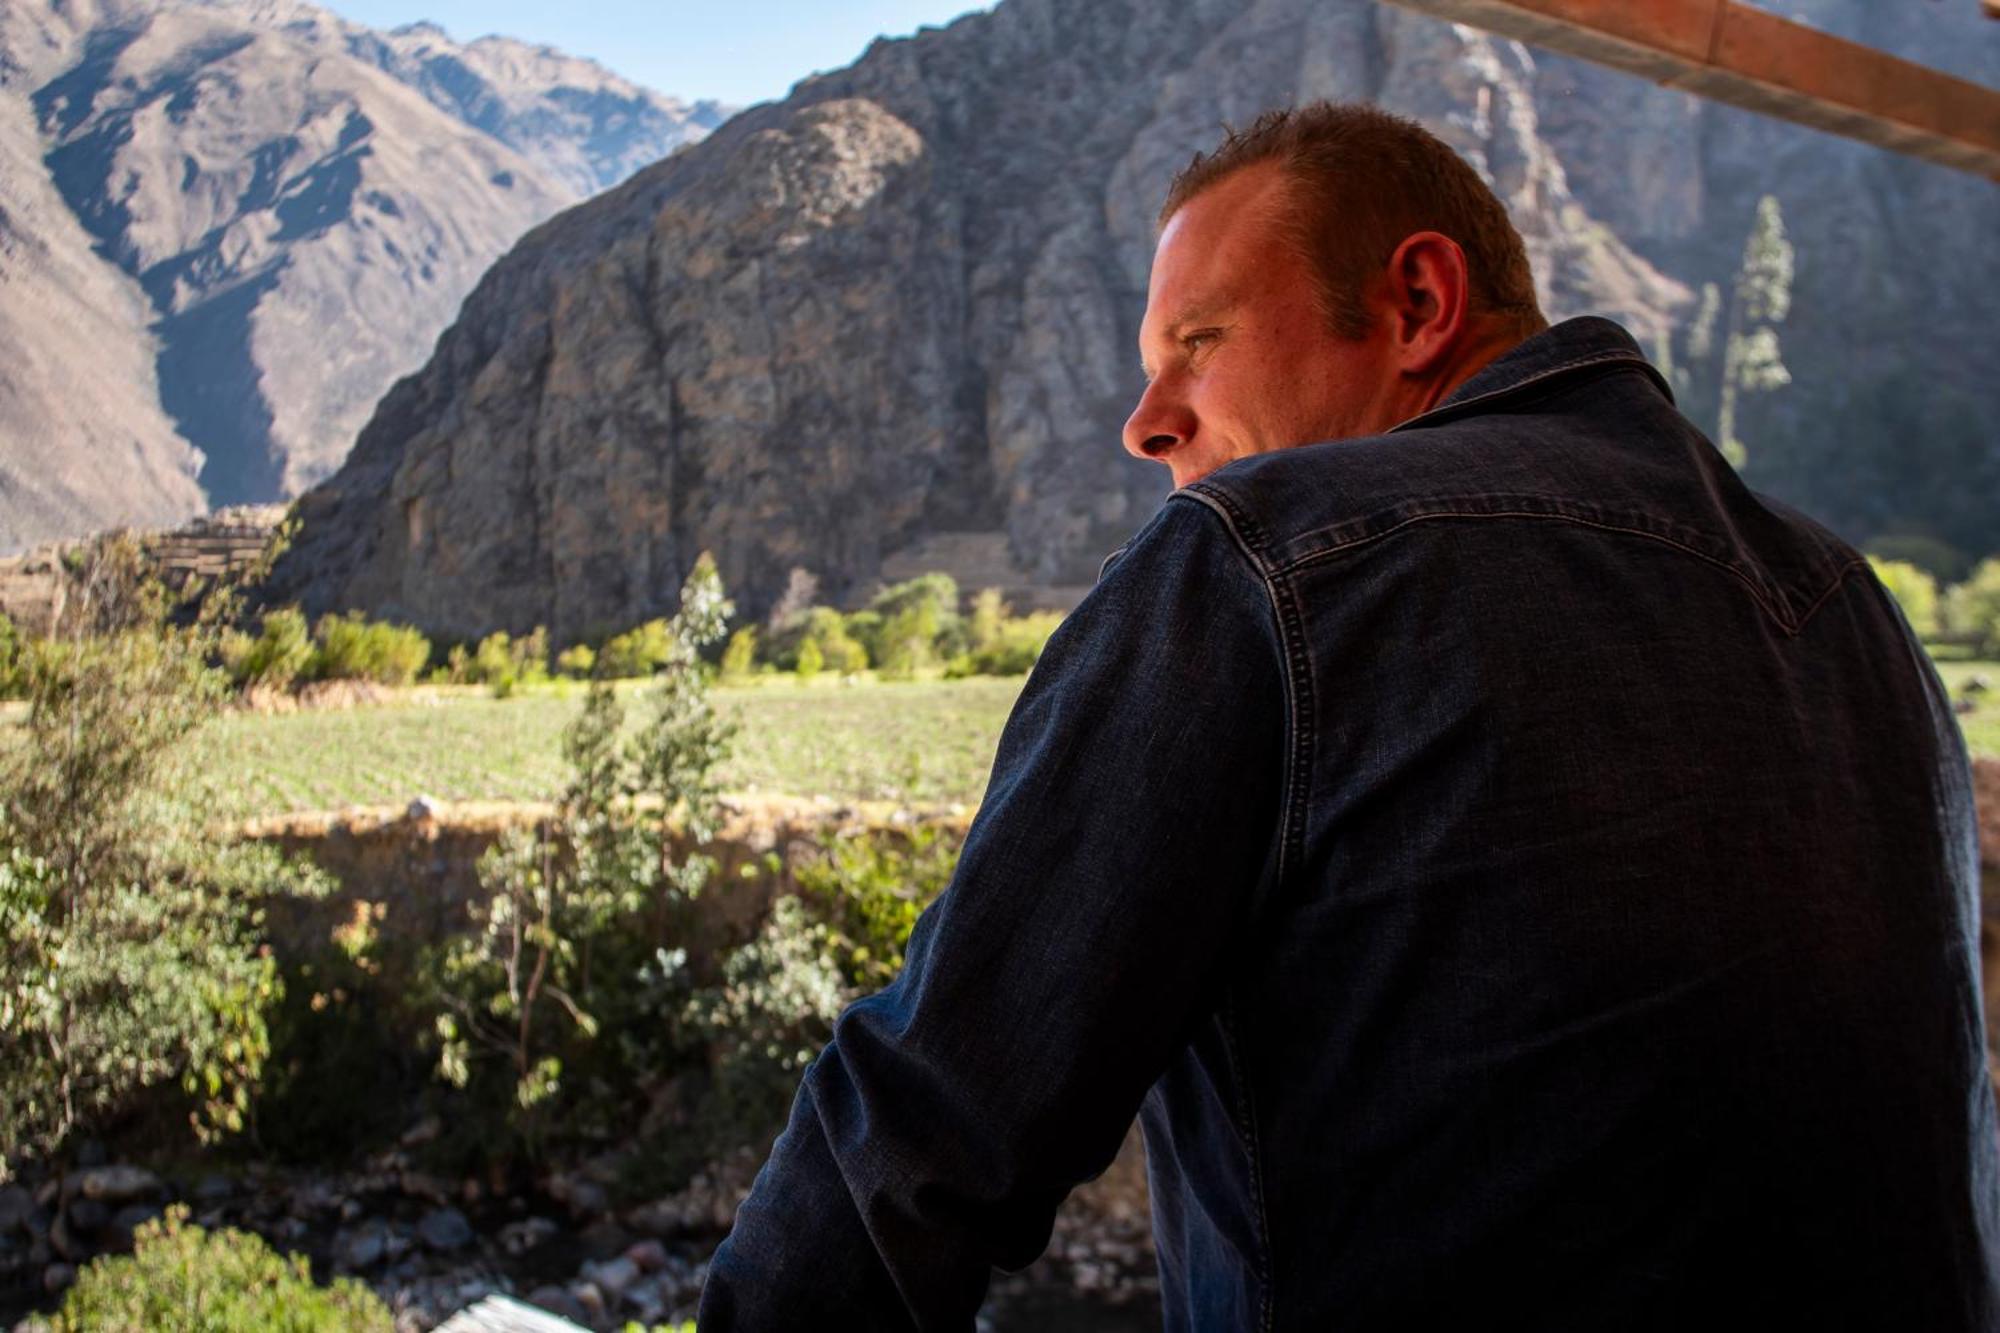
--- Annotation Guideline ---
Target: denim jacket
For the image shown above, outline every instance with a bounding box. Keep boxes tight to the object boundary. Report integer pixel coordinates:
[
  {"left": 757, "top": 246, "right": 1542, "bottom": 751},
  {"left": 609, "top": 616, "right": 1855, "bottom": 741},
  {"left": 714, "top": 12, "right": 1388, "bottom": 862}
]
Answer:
[{"left": 698, "top": 317, "right": 2000, "bottom": 1330}]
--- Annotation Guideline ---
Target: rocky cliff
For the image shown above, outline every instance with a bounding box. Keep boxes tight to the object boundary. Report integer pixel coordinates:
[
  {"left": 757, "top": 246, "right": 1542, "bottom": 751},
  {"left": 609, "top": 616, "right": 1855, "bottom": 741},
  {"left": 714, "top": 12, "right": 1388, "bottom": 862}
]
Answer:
[
  {"left": 0, "top": 0, "right": 727, "bottom": 550},
  {"left": 264, "top": 0, "right": 1998, "bottom": 642}
]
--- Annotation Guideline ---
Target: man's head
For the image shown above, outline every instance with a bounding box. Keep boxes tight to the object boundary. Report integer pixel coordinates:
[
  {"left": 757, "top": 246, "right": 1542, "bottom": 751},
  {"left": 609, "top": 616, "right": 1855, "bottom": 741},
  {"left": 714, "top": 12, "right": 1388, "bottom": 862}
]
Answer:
[{"left": 1125, "top": 102, "right": 1547, "bottom": 489}]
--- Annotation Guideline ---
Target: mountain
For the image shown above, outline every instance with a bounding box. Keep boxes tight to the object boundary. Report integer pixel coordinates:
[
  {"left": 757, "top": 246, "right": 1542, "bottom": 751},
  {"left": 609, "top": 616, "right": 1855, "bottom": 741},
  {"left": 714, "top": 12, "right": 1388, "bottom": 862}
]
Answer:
[
  {"left": 0, "top": 0, "right": 728, "bottom": 551},
  {"left": 264, "top": 0, "right": 2000, "bottom": 645}
]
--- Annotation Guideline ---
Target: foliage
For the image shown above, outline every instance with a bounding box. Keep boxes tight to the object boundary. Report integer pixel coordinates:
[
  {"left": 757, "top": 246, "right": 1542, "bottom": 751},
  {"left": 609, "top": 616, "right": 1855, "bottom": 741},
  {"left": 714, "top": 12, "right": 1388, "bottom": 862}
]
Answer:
[
  {"left": 858, "top": 574, "right": 964, "bottom": 679},
  {"left": 51, "top": 1204, "right": 392, "bottom": 1332},
  {"left": 766, "top": 605, "right": 868, "bottom": 674},
  {"left": 221, "top": 606, "right": 314, "bottom": 691},
  {"left": 465, "top": 627, "right": 551, "bottom": 697},
  {"left": 1716, "top": 194, "right": 1793, "bottom": 468},
  {"left": 720, "top": 627, "right": 758, "bottom": 682},
  {"left": 429, "top": 554, "right": 736, "bottom": 1151},
  {"left": 1868, "top": 557, "right": 1941, "bottom": 640},
  {"left": 946, "top": 595, "right": 1062, "bottom": 678},
  {"left": 795, "top": 636, "right": 823, "bottom": 680},
  {"left": 0, "top": 612, "right": 23, "bottom": 700},
  {"left": 796, "top": 826, "right": 960, "bottom": 993},
  {"left": 599, "top": 619, "right": 675, "bottom": 680},
  {"left": 0, "top": 536, "right": 329, "bottom": 1174},
  {"left": 556, "top": 643, "right": 597, "bottom": 679},
  {"left": 1946, "top": 559, "right": 2000, "bottom": 658},
  {"left": 652, "top": 895, "right": 848, "bottom": 1143},
  {"left": 1664, "top": 195, "right": 1793, "bottom": 469},
  {"left": 310, "top": 611, "right": 431, "bottom": 686}
]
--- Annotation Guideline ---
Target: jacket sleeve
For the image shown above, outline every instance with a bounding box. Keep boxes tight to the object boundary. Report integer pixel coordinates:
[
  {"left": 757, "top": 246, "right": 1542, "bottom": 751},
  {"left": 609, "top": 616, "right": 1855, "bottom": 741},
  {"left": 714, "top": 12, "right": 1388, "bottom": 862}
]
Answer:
[{"left": 696, "top": 493, "right": 1289, "bottom": 1329}]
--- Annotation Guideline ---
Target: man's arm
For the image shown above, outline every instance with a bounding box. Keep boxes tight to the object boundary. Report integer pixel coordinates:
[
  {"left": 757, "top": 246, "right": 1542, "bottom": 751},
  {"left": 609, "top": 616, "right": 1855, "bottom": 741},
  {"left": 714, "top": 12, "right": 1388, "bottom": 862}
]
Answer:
[{"left": 697, "top": 493, "right": 1289, "bottom": 1328}]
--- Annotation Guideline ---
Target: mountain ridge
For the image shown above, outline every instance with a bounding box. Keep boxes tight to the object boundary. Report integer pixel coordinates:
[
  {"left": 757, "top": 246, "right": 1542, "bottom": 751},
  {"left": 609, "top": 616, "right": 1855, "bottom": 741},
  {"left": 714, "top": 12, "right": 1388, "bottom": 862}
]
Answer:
[
  {"left": 0, "top": 0, "right": 731, "bottom": 551},
  {"left": 265, "top": 0, "right": 1998, "bottom": 644}
]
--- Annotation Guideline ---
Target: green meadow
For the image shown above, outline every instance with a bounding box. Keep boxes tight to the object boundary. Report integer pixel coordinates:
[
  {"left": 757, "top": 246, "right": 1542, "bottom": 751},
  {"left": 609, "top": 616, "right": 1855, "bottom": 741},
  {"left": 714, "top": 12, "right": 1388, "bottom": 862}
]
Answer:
[{"left": 187, "top": 658, "right": 2000, "bottom": 820}]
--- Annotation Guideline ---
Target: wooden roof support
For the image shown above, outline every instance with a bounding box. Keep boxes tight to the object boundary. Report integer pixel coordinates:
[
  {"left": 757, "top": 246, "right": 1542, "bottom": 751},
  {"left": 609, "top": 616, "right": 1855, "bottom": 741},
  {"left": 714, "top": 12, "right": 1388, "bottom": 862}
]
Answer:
[{"left": 1380, "top": 0, "right": 2000, "bottom": 182}]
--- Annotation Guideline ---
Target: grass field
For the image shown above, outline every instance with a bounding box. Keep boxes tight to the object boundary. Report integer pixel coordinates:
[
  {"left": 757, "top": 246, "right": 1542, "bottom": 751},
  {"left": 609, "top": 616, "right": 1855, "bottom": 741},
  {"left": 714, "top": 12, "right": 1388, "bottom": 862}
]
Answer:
[
  {"left": 184, "top": 658, "right": 2000, "bottom": 818},
  {"left": 1936, "top": 659, "right": 2000, "bottom": 761},
  {"left": 196, "top": 675, "right": 1028, "bottom": 816}
]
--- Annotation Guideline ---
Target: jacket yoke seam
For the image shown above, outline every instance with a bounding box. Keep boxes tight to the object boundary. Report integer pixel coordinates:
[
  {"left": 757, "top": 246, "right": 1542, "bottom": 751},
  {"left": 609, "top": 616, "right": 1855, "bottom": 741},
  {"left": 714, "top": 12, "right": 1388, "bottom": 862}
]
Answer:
[{"left": 1274, "top": 507, "right": 1864, "bottom": 639}]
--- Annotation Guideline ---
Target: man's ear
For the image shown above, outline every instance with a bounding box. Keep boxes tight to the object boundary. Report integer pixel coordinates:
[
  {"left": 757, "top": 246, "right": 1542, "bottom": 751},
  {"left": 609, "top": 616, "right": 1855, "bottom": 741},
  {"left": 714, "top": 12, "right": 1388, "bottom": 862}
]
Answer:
[{"left": 1382, "top": 231, "right": 1471, "bottom": 376}]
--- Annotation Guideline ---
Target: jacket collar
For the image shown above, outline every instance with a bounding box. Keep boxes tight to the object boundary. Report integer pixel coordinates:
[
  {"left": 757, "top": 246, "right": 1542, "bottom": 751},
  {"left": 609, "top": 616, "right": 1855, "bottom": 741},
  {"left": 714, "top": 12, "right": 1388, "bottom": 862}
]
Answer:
[{"left": 1389, "top": 316, "right": 1674, "bottom": 435}]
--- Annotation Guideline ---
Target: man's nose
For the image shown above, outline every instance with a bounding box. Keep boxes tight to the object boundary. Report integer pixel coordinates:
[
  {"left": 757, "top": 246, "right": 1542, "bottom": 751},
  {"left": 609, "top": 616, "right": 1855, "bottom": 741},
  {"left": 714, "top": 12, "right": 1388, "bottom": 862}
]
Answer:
[{"left": 1122, "top": 378, "right": 1194, "bottom": 464}]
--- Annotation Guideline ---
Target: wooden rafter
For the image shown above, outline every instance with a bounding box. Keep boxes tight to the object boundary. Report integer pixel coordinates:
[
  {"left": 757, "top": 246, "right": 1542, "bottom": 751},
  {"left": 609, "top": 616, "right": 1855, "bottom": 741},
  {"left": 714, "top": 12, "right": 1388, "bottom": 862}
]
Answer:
[{"left": 1381, "top": 0, "right": 2000, "bottom": 182}]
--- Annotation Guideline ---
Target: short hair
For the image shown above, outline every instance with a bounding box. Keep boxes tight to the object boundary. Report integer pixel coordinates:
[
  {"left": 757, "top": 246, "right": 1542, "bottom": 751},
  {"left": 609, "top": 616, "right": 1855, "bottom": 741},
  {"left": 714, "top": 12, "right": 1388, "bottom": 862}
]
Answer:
[{"left": 1160, "top": 102, "right": 1546, "bottom": 340}]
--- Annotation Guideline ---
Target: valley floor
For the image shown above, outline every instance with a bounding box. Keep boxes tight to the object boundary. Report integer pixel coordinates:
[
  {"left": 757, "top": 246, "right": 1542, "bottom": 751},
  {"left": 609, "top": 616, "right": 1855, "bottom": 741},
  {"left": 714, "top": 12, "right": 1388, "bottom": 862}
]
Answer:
[{"left": 185, "top": 662, "right": 2000, "bottom": 821}]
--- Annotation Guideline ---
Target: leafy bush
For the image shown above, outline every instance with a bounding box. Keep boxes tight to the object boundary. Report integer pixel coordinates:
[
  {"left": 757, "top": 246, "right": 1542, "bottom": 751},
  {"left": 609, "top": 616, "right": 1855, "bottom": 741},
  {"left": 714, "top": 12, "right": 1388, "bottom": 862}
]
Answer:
[
  {"left": 860, "top": 574, "right": 963, "bottom": 680},
  {"left": 52, "top": 1204, "right": 392, "bottom": 1332},
  {"left": 947, "top": 593, "right": 1062, "bottom": 678},
  {"left": 556, "top": 643, "right": 597, "bottom": 679},
  {"left": 221, "top": 606, "right": 314, "bottom": 690},
  {"left": 0, "top": 539, "right": 329, "bottom": 1171},
  {"left": 310, "top": 611, "right": 431, "bottom": 686},
  {"left": 1946, "top": 559, "right": 2000, "bottom": 657},
  {"left": 599, "top": 619, "right": 675, "bottom": 679},
  {"left": 657, "top": 895, "right": 848, "bottom": 1139},
  {"left": 720, "top": 626, "right": 758, "bottom": 682},
  {"left": 464, "top": 627, "right": 551, "bottom": 697},
  {"left": 0, "top": 611, "right": 23, "bottom": 699},
  {"left": 796, "top": 636, "right": 824, "bottom": 680},
  {"left": 1867, "top": 557, "right": 1940, "bottom": 640},
  {"left": 795, "top": 826, "right": 960, "bottom": 992}
]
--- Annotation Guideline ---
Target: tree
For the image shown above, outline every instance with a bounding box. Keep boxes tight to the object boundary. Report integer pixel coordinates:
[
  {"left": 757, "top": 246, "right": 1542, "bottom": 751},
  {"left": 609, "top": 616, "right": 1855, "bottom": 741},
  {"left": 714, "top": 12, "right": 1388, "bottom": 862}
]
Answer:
[
  {"left": 1716, "top": 195, "right": 1794, "bottom": 469},
  {"left": 433, "top": 554, "right": 738, "bottom": 1145},
  {"left": 0, "top": 536, "right": 329, "bottom": 1172}
]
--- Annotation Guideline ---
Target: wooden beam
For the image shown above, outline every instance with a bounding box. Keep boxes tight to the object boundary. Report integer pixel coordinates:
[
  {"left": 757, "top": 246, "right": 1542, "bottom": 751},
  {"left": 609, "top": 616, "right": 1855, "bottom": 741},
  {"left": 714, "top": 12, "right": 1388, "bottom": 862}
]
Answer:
[{"left": 1380, "top": 0, "right": 2000, "bottom": 182}]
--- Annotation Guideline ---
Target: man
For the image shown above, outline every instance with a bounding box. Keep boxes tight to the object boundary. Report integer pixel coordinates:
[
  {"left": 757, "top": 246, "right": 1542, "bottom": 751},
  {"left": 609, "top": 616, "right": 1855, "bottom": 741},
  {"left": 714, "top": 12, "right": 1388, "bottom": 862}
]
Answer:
[{"left": 699, "top": 103, "right": 2000, "bottom": 1328}]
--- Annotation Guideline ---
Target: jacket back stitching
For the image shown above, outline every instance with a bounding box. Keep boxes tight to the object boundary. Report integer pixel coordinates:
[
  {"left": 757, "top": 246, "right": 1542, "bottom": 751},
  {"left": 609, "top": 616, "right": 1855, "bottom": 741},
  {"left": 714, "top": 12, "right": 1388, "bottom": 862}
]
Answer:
[{"left": 1274, "top": 507, "right": 1865, "bottom": 639}]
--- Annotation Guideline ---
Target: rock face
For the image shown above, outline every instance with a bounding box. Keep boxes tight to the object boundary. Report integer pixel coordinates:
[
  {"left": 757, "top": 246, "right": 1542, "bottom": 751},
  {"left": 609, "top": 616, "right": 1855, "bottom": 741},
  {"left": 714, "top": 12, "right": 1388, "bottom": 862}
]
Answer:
[
  {"left": 267, "top": 0, "right": 2000, "bottom": 644},
  {"left": 0, "top": 0, "right": 728, "bottom": 552}
]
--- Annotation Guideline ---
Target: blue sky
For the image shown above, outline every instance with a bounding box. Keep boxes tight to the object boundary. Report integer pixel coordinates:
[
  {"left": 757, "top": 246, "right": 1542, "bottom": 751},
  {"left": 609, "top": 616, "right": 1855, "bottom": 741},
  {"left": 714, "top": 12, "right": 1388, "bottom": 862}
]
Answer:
[{"left": 318, "top": 1, "right": 997, "bottom": 107}]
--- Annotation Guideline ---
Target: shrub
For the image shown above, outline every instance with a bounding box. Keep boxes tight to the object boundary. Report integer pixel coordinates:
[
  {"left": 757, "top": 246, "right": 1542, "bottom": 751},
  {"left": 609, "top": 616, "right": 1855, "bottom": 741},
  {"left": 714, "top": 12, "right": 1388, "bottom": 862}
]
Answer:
[
  {"left": 858, "top": 575, "right": 963, "bottom": 677},
  {"left": 767, "top": 605, "right": 868, "bottom": 674},
  {"left": 795, "top": 826, "right": 960, "bottom": 992},
  {"left": 659, "top": 896, "right": 847, "bottom": 1141},
  {"left": 465, "top": 627, "right": 551, "bottom": 697},
  {"left": 221, "top": 606, "right": 314, "bottom": 690},
  {"left": 1946, "top": 559, "right": 2000, "bottom": 657},
  {"left": 556, "top": 643, "right": 597, "bottom": 678},
  {"left": 52, "top": 1204, "right": 392, "bottom": 1332},
  {"left": 946, "top": 606, "right": 1062, "bottom": 678},
  {"left": 1867, "top": 558, "right": 1940, "bottom": 640},
  {"left": 310, "top": 611, "right": 431, "bottom": 686},
  {"left": 0, "top": 541, "right": 329, "bottom": 1171},
  {"left": 599, "top": 619, "right": 674, "bottom": 679},
  {"left": 0, "top": 612, "right": 20, "bottom": 699},
  {"left": 796, "top": 636, "right": 823, "bottom": 680},
  {"left": 720, "top": 626, "right": 758, "bottom": 682}
]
